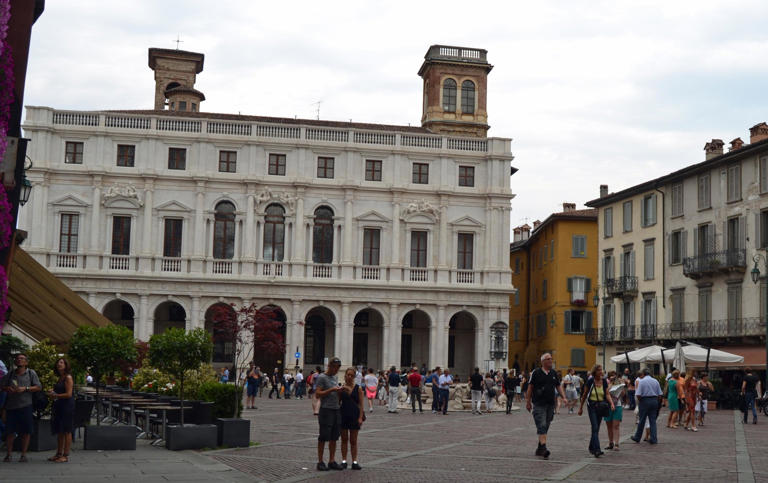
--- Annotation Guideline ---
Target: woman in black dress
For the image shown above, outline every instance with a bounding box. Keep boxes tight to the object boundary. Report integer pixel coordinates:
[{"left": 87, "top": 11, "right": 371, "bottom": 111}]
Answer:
[
  {"left": 47, "top": 357, "right": 74, "bottom": 463},
  {"left": 339, "top": 367, "right": 364, "bottom": 470}
]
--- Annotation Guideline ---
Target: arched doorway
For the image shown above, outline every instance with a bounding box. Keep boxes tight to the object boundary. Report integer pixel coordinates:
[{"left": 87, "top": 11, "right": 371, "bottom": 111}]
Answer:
[
  {"left": 154, "top": 301, "right": 186, "bottom": 334},
  {"left": 401, "top": 310, "right": 430, "bottom": 369},
  {"left": 352, "top": 308, "right": 384, "bottom": 371},
  {"left": 204, "top": 303, "right": 235, "bottom": 364},
  {"left": 254, "top": 305, "right": 287, "bottom": 373},
  {"left": 103, "top": 300, "right": 135, "bottom": 335},
  {"left": 304, "top": 307, "right": 336, "bottom": 367},
  {"left": 449, "top": 311, "right": 477, "bottom": 379}
]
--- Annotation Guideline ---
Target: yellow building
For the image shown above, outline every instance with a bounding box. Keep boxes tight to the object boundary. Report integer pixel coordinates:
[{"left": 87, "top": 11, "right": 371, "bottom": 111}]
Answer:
[{"left": 509, "top": 204, "right": 598, "bottom": 373}]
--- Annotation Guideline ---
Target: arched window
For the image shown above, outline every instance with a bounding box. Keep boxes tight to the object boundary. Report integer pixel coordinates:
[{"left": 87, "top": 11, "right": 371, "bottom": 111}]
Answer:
[
  {"left": 263, "top": 204, "right": 285, "bottom": 261},
  {"left": 461, "top": 80, "right": 475, "bottom": 114},
  {"left": 213, "top": 201, "right": 235, "bottom": 259},
  {"left": 442, "top": 79, "right": 457, "bottom": 112},
  {"left": 312, "top": 206, "right": 334, "bottom": 263}
]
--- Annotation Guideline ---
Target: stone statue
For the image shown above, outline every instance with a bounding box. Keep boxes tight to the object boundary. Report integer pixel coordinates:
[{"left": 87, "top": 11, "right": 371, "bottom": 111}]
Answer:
[
  {"left": 102, "top": 183, "right": 143, "bottom": 206},
  {"left": 401, "top": 199, "right": 440, "bottom": 220},
  {"left": 255, "top": 189, "right": 296, "bottom": 213}
]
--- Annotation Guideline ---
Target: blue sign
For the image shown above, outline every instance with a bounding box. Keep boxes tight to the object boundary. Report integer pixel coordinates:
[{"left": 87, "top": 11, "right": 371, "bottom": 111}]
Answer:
[{"left": 294, "top": 352, "right": 301, "bottom": 359}]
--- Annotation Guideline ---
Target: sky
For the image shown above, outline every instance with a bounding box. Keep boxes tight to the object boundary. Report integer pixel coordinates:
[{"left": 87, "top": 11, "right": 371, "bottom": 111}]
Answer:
[{"left": 20, "top": 0, "right": 768, "bottom": 227}]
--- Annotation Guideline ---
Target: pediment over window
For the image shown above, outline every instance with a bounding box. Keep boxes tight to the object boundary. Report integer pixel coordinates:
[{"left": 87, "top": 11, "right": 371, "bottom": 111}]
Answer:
[
  {"left": 50, "top": 194, "right": 90, "bottom": 208},
  {"left": 449, "top": 215, "right": 483, "bottom": 228},
  {"left": 154, "top": 200, "right": 193, "bottom": 213},
  {"left": 400, "top": 199, "right": 439, "bottom": 223},
  {"left": 355, "top": 210, "right": 390, "bottom": 223},
  {"left": 102, "top": 183, "right": 143, "bottom": 208}
]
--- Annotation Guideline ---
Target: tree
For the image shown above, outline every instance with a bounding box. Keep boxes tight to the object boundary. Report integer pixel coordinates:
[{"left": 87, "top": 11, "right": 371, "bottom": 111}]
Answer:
[
  {"left": 69, "top": 325, "right": 137, "bottom": 425},
  {"left": 27, "top": 339, "right": 59, "bottom": 416},
  {"left": 0, "top": 334, "right": 28, "bottom": 369},
  {"left": 212, "top": 303, "right": 283, "bottom": 417},
  {"left": 149, "top": 328, "right": 212, "bottom": 425}
]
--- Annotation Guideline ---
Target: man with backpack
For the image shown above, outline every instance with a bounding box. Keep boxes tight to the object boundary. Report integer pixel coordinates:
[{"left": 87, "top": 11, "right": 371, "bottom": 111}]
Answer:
[
  {"left": 526, "top": 353, "right": 565, "bottom": 459},
  {"left": 1, "top": 353, "right": 42, "bottom": 462}
]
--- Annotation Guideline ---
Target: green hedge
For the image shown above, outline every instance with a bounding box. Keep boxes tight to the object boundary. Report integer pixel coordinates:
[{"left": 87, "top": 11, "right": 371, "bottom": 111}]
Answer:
[{"left": 197, "top": 382, "right": 243, "bottom": 419}]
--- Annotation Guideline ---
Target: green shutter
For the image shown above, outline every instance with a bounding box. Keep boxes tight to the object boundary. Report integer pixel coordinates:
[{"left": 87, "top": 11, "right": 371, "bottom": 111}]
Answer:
[
  {"left": 564, "top": 311, "right": 572, "bottom": 334},
  {"left": 585, "top": 277, "right": 591, "bottom": 293},
  {"left": 567, "top": 277, "right": 573, "bottom": 292}
]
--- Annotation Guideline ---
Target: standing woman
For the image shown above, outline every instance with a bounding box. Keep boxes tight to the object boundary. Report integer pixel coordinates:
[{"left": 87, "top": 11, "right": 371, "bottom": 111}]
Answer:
[
  {"left": 483, "top": 372, "right": 496, "bottom": 413},
  {"left": 364, "top": 368, "right": 378, "bottom": 413},
  {"left": 604, "top": 371, "right": 625, "bottom": 451},
  {"left": 578, "top": 365, "right": 614, "bottom": 457},
  {"left": 665, "top": 370, "right": 681, "bottom": 428},
  {"left": 48, "top": 357, "right": 74, "bottom": 463},
  {"left": 683, "top": 373, "right": 698, "bottom": 431},
  {"left": 339, "top": 368, "right": 364, "bottom": 470}
]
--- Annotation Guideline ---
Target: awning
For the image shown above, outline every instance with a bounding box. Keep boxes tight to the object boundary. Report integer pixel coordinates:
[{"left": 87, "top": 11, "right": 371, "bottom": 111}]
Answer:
[
  {"left": 686, "top": 346, "right": 765, "bottom": 370},
  {"left": 7, "top": 247, "right": 109, "bottom": 347}
]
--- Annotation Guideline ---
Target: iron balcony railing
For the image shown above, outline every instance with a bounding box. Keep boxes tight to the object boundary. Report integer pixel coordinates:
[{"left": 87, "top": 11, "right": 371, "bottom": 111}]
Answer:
[
  {"left": 656, "top": 317, "right": 765, "bottom": 340},
  {"left": 606, "top": 276, "right": 638, "bottom": 297},
  {"left": 683, "top": 249, "right": 746, "bottom": 278},
  {"left": 585, "top": 326, "right": 616, "bottom": 345}
]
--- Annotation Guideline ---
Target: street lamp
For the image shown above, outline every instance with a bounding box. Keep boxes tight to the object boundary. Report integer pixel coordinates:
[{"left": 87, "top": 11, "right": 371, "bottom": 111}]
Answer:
[
  {"left": 751, "top": 253, "right": 768, "bottom": 393},
  {"left": 19, "top": 176, "right": 31, "bottom": 206},
  {"left": 593, "top": 285, "right": 606, "bottom": 367}
]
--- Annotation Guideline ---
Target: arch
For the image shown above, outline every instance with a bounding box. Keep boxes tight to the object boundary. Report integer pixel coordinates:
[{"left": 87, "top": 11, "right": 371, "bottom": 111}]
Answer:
[
  {"left": 153, "top": 301, "right": 186, "bottom": 334},
  {"left": 213, "top": 201, "right": 236, "bottom": 259},
  {"left": 461, "top": 80, "right": 475, "bottom": 114},
  {"left": 352, "top": 308, "right": 385, "bottom": 370},
  {"left": 102, "top": 299, "right": 135, "bottom": 333},
  {"left": 165, "top": 81, "right": 181, "bottom": 92},
  {"left": 263, "top": 204, "right": 285, "bottom": 262},
  {"left": 401, "top": 309, "right": 431, "bottom": 369},
  {"left": 304, "top": 306, "right": 336, "bottom": 366},
  {"left": 490, "top": 321, "right": 509, "bottom": 362},
  {"left": 204, "top": 303, "right": 236, "bottom": 363},
  {"left": 449, "top": 310, "right": 477, "bottom": 379},
  {"left": 247, "top": 304, "right": 288, "bottom": 373},
  {"left": 442, "top": 78, "right": 457, "bottom": 112},
  {"left": 312, "top": 206, "right": 334, "bottom": 264}
]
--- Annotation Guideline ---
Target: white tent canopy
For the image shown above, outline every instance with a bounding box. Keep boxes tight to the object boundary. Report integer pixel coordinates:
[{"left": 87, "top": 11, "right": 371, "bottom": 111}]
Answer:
[
  {"left": 610, "top": 345, "right": 668, "bottom": 364},
  {"left": 645, "top": 344, "right": 744, "bottom": 364}
]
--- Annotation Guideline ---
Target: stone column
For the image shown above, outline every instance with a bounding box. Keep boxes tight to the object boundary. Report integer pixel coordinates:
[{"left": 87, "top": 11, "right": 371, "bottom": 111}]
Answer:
[
  {"left": 341, "top": 193, "right": 354, "bottom": 278},
  {"left": 139, "top": 294, "right": 150, "bottom": 341},
  {"left": 477, "top": 307, "right": 493, "bottom": 370},
  {"left": 484, "top": 206, "right": 493, "bottom": 270},
  {"left": 334, "top": 305, "right": 343, "bottom": 361},
  {"left": 340, "top": 302, "right": 352, "bottom": 366},
  {"left": 291, "top": 300, "right": 304, "bottom": 368},
  {"left": 192, "top": 182, "right": 205, "bottom": 273},
  {"left": 391, "top": 200, "right": 401, "bottom": 280},
  {"left": 432, "top": 305, "right": 446, "bottom": 370},
  {"left": 388, "top": 303, "right": 400, "bottom": 369},
  {"left": 284, "top": 303, "right": 294, "bottom": 368},
  {"left": 292, "top": 192, "right": 305, "bottom": 278},
  {"left": 87, "top": 176, "right": 102, "bottom": 268},
  {"left": 438, "top": 308, "right": 450, "bottom": 370},
  {"left": 244, "top": 194, "right": 255, "bottom": 259},
  {"left": 139, "top": 181, "right": 154, "bottom": 272},
  {"left": 437, "top": 202, "right": 449, "bottom": 283},
  {"left": 190, "top": 296, "right": 201, "bottom": 331}
]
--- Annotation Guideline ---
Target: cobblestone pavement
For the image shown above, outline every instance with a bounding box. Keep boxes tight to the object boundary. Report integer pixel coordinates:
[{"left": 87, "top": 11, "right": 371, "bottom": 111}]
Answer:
[{"left": 209, "top": 397, "right": 767, "bottom": 482}]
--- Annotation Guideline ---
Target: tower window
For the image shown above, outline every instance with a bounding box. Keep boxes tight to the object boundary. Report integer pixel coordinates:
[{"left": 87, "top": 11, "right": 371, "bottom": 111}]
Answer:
[
  {"left": 178, "top": 101, "right": 187, "bottom": 111},
  {"left": 442, "top": 79, "right": 457, "bottom": 112},
  {"left": 461, "top": 80, "right": 475, "bottom": 114}
]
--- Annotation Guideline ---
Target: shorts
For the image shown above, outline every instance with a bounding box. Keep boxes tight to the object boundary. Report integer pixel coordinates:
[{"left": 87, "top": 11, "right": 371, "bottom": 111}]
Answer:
[
  {"left": 604, "top": 405, "right": 623, "bottom": 422},
  {"left": 247, "top": 382, "right": 258, "bottom": 397},
  {"left": 697, "top": 400, "right": 708, "bottom": 413},
  {"left": 6, "top": 405, "right": 34, "bottom": 435},
  {"left": 532, "top": 404, "right": 555, "bottom": 435},
  {"left": 317, "top": 407, "right": 341, "bottom": 442},
  {"left": 565, "top": 388, "right": 578, "bottom": 401}
]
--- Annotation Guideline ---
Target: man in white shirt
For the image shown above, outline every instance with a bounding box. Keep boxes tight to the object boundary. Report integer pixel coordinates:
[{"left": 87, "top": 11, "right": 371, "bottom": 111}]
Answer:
[
  {"left": 294, "top": 370, "right": 305, "bottom": 399},
  {"left": 438, "top": 369, "right": 453, "bottom": 415}
]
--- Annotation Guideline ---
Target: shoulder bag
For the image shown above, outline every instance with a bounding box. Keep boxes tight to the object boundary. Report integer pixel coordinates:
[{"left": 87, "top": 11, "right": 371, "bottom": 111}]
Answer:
[{"left": 587, "top": 378, "right": 610, "bottom": 418}]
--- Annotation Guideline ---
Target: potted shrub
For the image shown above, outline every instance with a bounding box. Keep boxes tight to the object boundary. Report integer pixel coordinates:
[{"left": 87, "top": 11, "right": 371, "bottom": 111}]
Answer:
[
  {"left": 149, "top": 327, "right": 216, "bottom": 450},
  {"left": 69, "top": 325, "right": 137, "bottom": 450}
]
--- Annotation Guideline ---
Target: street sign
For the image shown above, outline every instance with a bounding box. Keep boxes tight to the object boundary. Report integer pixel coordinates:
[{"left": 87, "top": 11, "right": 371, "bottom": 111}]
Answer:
[{"left": 294, "top": 352, "right": 301, "bottom": 359}]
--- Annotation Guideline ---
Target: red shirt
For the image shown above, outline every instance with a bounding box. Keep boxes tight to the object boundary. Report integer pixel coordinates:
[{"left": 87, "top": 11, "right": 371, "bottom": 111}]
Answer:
[{"left": 407, "top": 372, "right": 422, "bottom": 387}]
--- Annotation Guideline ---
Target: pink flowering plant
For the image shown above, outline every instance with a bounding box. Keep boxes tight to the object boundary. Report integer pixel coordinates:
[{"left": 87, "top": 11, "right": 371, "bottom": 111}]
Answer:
[{"left": 0, "top": 0, "right": 12, "bottom": 333}]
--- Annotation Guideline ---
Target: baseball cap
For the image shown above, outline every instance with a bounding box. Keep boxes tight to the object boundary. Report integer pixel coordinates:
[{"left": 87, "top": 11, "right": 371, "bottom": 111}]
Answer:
[{"left": 330, "top": 357, "right": 341, "bottom": 366}]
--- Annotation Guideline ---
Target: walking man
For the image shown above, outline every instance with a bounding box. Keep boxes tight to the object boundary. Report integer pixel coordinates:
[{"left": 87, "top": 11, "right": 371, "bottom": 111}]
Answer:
[
  {"left": 430, "top": 367, "right": 441, "bottom": 413},
  {"left": 386, "top": 366, "right": 401, "bottom": 413},
  {"left": 315, "top": 357, "right": 343, "bottom": 471},
  {"left": 742, "top": 367, "right": 761, "bottom": 424},
  {"left": 526, "top": 353, "right": 565, "bottom": 459},
  {"left": 470, "top": 367, "right": 483, "bottom": 414},
  {"left": 439, "top": 369, "right": 453, "bottom": 414},
  {"left": 407, "top": 367, "right": 423, "bottom": 413},
  {"left": 630, "top": 367, "right": 662, "bottom": 444}
]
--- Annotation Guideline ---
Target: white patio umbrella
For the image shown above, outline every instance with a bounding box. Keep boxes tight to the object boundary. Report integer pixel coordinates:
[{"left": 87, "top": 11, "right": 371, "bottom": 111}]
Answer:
[
  {"left": 673, "top": 341, "right": 685, "bottom": 373},
  {"left": 646, "top": 344, "right": 744, "bottom": 366},
  {"left": 609, "top": 345, "right": 668, "bottom": 364}
]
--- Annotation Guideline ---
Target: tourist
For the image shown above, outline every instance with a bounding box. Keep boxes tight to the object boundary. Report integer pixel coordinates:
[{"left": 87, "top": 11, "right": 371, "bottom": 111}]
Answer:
[
  {"left": 1, "top": 353, "right": 42, "bottom": 462},
  {"left": 521, "top": 371, "right": 530, "bottom": 405},
  {"left": 742, "top": 367, "right": 761, "bottom": 425},
  {"left": 676, "top": 371, "right": 686, "bottom": 425},
  {"left": 310, "top": 366, "right": 323, "bottom": 415},
  {"left": 259, "top": 369, "right": 266, "bottom": 397},
  {"left": 430, "top": 367, "right": 441, "bottom": 413},
  {"left": 683, "top": 373, "right": 698, "bottom": 431},
  {"left": 469, "top": 367, "right": 483, "bottom": 415},
  {"left": 339, "top": 367, "right": 364, "bottom": 470},
  {"left": 578, "top": 364, "right": 614, "bottom": 457},
  {"left": 484, "top": 372, "right": 496, "bottom": 413},
  {"left": 386, "top": 366, "right": 401, "bottom": 413},
  {"left": 563, "top": 368, "right": 579, "bottom": 414},
  {"left": 630, "top": 367, "right": 662, "bottom": 444},
  {"left": 407, "top": 367, "right": 423, "bottom": 413},
  {"left": 438, "top": 369, "right": 452, "bottom": 415},
  {"left": 420, "top": 364, "right": 427, "bottom": 376},
  {"left": 604, "top": 370, "right": 624, "bottom": 451},
  {"left": 697, "top": 373, "right": 714, "bottom": 426},
  {"left": 665, "top": 369, "right": 681, "bottom": 428},
  {"left": 377, "top": 371, "right": 387, "bottom": 406},
  {"left": 526, "top": 353, "right": 565, "bottom": 459},
  {"left": 246, "top": 363, "right": 259, "bottom": 409},
  {"left": 504, "top": 370, "right": 516, "bottom": 414},
  {"left": 315, "top": 357, "right": 343, "bottom": 471},
  {"left": 269, "top": 368, "right": 281, "bottom": 399},
  {"left": 295, "top": 368, "right": 305, "bottom": 399},
  {"left": 513, "top": 371, "right": 522, "bottom": 402},
  {"left": 283, "top": 370, "right": 294, "bottom": 399},
  {"left": 624, "top": 368, "right": 636, "bottom": 410},
  {"left": 48, "top": 357, "right": 74, "bottom": 463},
  {"left": 219, "top": 367, "right": 228, "bottom": 383},
  {"left": 354, "top": 367, "right": 363, "bottom": 388}
]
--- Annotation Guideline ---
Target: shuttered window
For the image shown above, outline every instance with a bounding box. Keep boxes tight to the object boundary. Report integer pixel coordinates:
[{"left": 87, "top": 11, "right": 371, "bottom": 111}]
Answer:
[
  {"left": 761, "top": 156, "right": 768, "bottom": 194},
  {"left": 604, "top": 208, "right": 613, "bottom": 238},
  {"left": 698, "top": 174, "right": 711, "bottom": 209},
  {"left": 572, "top": 235, "right": 586, "bottom": 257},
  {"left": 644, "top": 242, "right": 654, "bottom": 280},
  {"left": 641, "top": 194, "right": 657, "bottom": 227},
  {"left": 698, "top": 288, "right": 712, "bottom": 323},
  {"left": 623, "top": 201, "right": 632, "bottom": 232},
  {"left": 671, "top": 183, "right": 683, "bottom": 217},
  {"left": 59, "top": 214, "right": 79, "bottom": 253},
  {"left": 571, "top": 348, "right": 586, "bottom": 368},
  {"left": 727, "top": 164, "right": 741, "bottom": 202}
]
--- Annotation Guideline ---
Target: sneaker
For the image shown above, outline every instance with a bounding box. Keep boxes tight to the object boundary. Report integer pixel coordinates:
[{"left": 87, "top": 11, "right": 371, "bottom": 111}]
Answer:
[
  {"left": 351, "top": 462, "right": 362, "bottom": 470},
  {"left": 328, "top": 461, "right": 344, "bottom": 471},
  {"left": 317, "top": 462, "right": 328, "bottom": 471}
]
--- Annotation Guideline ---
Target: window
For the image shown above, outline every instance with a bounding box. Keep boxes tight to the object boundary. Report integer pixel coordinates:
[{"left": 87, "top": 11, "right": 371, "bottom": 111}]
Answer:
[
  {"left": 535, "top": 313, "right": 546, "bottom": 337},
  {"left": 604, "top": 207, "right": 613, "bottom": 238},
  {"left": 621, "top": 249, "right": 635, "bottom": 276},
  {"left": 761, "top": 156, "right": 768, "bottom": 194},
  {"left": 218, "top": 150, "right": 237, "bottom": 173},
  {"left": 641, "top": 294, "right": 656, "bottom": 326},
  {"left": 550, "top": 240, "right": 555, "bottom": 260},
  {"left": 365, "top": 160, "right": 382, "bottom": 181},
  {"left": 695, "top": 224, "right": 713, "bottom": 256},
  {"left": 191, "top": 103, "right": 197, "bottom": 112},
  {"left": 513, "top": 320, "right": 520, "bottom": 341},
  {"left": 461, "top": 80, "right": 475, "bottom": 114},
  {"left": 670, "top": 230, "right": 684, "bottom": 265},
  {"left": 163, "top": 218, "right": 182, "bottom": 258},
  {"left": 727, "top": 284, "right": 742, "bottom": 322},
  {"left": 568, "top": 276, "right": 591, "bottom": 304},
  {"left": 168, "top": 147, "right": 186, "bottom": 170},
  {"left": 65, "top": 141, "right": 84, "bottom": 164},
  {"left": 213, "top": 201, "right": 235, "bottom": 259},
  {"left": 263, "top": 204, "right": 285, "bottom": 262},
  {"left": 410, "top": 231, "right": 428, "bottom": 268},
  {"left": 622, "top": 301, "right": 635, "bottom": 336},
  {"left": 268, "top": 153, "right": 286, "bottom": 176},
  {"left": 178, "top": 101, "right": 187, "bottom": 111},
  {"left": 412, "top": 163, "right": 429, "bottom": 184},
  {"left": 111, "top": 216, "right": 131, "bottom": 255},
  {"left": 362, "top": 228, "right": 381, "bottom": 266},
  {"left": 442, "top": 78, "right": 457, "bottom": 112},
  {"left": 565, "top": 310, "right": 591, "bottom": 334},
  {"left": 641, "top": 194, "right": 656, "bottom": 227},
  {"left": 671, "top": 183, "right": 683, "bottom": 217},
  {"left": 514, "top": 257, "right": 520, "bottom": 274},
  {"left": 59, "top": 214, "right": 79, "bottom": 253},
  {"left": 643, "top": 242, "right": 654, "bottom": 280},
  {"left": 457, "top": 233, "right": 474, "bottom": 270},
  {"left": 116, "top": 144, "right": 135, "bottom": 167},
  {"left": 603, "top": 302, "right": 615, "bottom": 330},
  {"left": 571, "top": 235, "right": 586, "bottom": 257},
  {"left": 698, "top": 174, "right": 711, "bottom": 209},
  {"left": 312, "top": 207, "right": 334, "bottom": 263},
  {"left": 760, "top": 210, "right": 768, "bottom": 249},
  {"left": 571, "top": 348, "right": 586, "bottom": 367},
  {"left": 623, "top": 201, "right": 632, "bottom": 232},
  {"left": 727, "top": 164, "right": 741, "bottom": 202},
  {"left": 514, "top": 291, "right": 520, "bottom": 306},
  {"left": 698, "top": 288, "right": 712, "bottom": 323},
  {"left": 542, "top": 279, "right": 547, "bottom": 300},
  {"left": 317, "top": 157, "right": 334, "bottom": 178},
  {"left": 603, "top": 254, "right": 614, "bottom": 281},
  {"left": 458, "top": 166, "right": 474, "bottom": 187},
  {"left": 726, "top": 216, "right": 744, "bottom": 251},
  {"left": 671, "top": 289, "right": 684, "bottom": 329}
]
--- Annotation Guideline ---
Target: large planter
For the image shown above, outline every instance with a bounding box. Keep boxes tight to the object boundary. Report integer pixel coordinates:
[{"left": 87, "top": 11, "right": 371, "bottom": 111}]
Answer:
[
  {"left": 165, "top": 424, "right": 217, "bottom": 451},
  {"left": 194, "top": 401, "right": 214, "bottom": 425},
  {"left": 216, "top": 418, "right": 250, "bottom": 448},
  {"left": 84, "top": 425, "right": 136, "bottom": 450},
  {"left": 12, "top": 419, "right": 57, "bottom": 452}
]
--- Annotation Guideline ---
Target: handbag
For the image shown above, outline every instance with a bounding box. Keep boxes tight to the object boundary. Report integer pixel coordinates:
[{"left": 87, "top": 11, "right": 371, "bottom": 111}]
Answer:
[{"left": 587, "top": 379, "right": 610, "bottom": 418}]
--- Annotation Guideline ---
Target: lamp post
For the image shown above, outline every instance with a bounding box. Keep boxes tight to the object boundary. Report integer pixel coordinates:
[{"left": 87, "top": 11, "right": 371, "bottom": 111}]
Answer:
[
  {"left": 750, "top": 254, "right": 768, "bottom": 393},
  {"left": 593, "top": 285, "right": 605, "bottom": 367}
]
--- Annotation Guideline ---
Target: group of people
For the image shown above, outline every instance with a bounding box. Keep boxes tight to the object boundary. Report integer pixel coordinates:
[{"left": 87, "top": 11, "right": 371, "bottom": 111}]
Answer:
[
  {"left": 662, "top": 369, "right": 716, "bottom": 431},
  {"left": 241, "top": 363, "right": 308, "bottom": 409}
]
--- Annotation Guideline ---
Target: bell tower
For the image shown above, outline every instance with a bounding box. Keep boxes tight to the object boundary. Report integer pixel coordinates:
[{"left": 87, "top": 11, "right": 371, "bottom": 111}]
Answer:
[
  {"left": 148, "top": 48, "right": 205, "bottom": 112},
  {"left": 418, "top": 45, "right": 493, "bottom": 138}
]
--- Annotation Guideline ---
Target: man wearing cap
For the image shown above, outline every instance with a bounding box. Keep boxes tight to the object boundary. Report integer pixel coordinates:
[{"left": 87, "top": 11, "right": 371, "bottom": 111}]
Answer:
[
  {"left": 315, "top": 357, "right": 343, "bottom": 471},
  {"left": 630, "top": 367, "right": 662, "bottom": 444}
]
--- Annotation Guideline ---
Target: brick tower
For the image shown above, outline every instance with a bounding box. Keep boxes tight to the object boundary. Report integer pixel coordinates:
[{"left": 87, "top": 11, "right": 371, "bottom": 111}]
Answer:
[
  {"left": 148, "top": 48, "right": 205, "bottom": 112},
  {"left": 418, "top": 45, "right": 493, "bottom": 138}
]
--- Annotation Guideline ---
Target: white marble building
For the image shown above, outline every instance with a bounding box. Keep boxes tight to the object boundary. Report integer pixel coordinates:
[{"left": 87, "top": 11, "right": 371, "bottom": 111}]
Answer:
[{"left": 19, "top": 45, "right": 515, "bottom": 377}]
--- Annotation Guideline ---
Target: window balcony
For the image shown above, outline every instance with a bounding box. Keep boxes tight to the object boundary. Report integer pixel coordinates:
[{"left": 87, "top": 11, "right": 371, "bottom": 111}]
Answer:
[
  {"left": 312, "top": 263, "right": 334, "bottom": 279},
  {"left": 109, "top": 255, "right": 132, "bottom": 271},
  {"left": 585, "top": 326, "right": 616, "bottom": 345},
  {"left": 210, "top": 259, "right": 234, "bottom": 275},
  {"left": 606, "top": 276, "right": 638, "bottom": 298},
  {"left": 655, "top": 317, "right": 764, "bottom": 340},
  {"left": 160, "top": 257, "right": 182, "bottom": 273},
  {"left": 619, "top": 324, "right": 635, "bottom": 340},
  {"left": 55, "top": 253, "right": 79, "bottom": 269},
  {"left": 260, "top": 262, "right": 285, "bottom": 277},
  {"left": 452, "top": 269, "right": 476, "bottom": 284},
  {"left": 360, "top": 265, "right": 381, "bottom": 280},
  {"left": 683, "top": 249, "right": 746, "bottom": 279},
  {"left": 407, "top": 267, "right": 429, "bottom": 282}
]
